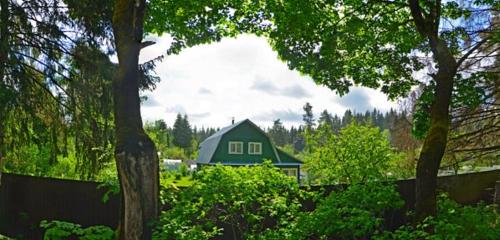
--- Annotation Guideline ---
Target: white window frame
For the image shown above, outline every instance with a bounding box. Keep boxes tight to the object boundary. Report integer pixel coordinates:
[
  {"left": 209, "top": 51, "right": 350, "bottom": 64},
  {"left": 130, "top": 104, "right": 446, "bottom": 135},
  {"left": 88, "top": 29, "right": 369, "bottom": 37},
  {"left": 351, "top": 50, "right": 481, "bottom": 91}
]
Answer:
[
  {"left": 282, "top": 168, "right": 298, "bottom": 177},
  {"left": 228, "top": 141, "right": 243, "bottom": 154},
  {"left": 248, "top": 142, "right": 262, "bottom": 155}
]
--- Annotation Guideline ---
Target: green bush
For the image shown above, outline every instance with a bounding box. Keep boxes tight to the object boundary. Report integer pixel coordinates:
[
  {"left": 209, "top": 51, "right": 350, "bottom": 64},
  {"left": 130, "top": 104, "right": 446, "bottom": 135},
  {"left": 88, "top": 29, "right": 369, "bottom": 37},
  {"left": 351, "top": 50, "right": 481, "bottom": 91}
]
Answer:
[
  {"left": 153, "top": 162, "right": 498, "bottom": 240},
  {"left": 179, "top": 163, "right": 189, "bottom": 177},
  {"left": 304, "top": 122, "right": 401, "bottom": 185},
  {"left": 40, "top": 220, "right": 115, "bottom": 240},
  {"left": 376, "top": 194, "right": 500, "bottom": 240},
  {"left": 174, "top": 172, "right": 182, "bottom": 180},
  {"left": 153, "top": 161, "right": 312, "bottom": 240},
  {"left": 284, "top": 182, "right": 404, "bottom": 240},
  {"left": 97, "top": 179, "right": 120, "bottom": 203}
]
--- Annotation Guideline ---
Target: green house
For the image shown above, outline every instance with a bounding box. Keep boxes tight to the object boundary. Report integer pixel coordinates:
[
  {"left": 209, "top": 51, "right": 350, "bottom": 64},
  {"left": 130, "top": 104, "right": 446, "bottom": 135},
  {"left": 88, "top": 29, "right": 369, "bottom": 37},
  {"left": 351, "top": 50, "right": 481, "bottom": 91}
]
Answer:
[{"left": 196, "top": 119, "right": 303, "bottom": 181}]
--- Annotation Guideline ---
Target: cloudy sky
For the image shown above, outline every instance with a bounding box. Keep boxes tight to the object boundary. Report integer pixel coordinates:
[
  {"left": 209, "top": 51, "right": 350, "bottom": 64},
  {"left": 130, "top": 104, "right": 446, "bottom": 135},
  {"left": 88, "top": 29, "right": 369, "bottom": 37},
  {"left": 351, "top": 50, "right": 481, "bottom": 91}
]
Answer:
[{"left": 138, "top": 34, "right": 398, "bottom": 129}]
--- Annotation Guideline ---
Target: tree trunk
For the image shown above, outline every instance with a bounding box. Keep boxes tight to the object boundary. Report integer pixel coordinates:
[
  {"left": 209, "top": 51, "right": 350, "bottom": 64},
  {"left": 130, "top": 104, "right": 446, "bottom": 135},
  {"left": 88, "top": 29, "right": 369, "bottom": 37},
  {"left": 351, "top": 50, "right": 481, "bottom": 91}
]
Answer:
[
  {"left": 0, "top": 121, "right": 4, "bottom": 186},
  {"left": 112, "top": 0, "right": 159, "bottom": 239},
  {"left": 408, "top": 0, "right": 459, "bottom": 222},
  {"left": 415, "top": 37, "right": 457, "bottom": 222},
  {"left": 0, "top": 0, "right": 10, "bottom": 186}
]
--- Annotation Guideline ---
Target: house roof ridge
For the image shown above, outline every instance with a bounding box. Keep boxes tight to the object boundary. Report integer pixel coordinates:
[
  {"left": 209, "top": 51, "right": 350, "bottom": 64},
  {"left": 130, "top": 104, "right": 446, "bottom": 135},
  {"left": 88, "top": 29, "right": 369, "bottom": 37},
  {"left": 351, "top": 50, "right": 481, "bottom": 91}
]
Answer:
[{"left": 197, "top": 119, "right": 293, "bottom": 164}]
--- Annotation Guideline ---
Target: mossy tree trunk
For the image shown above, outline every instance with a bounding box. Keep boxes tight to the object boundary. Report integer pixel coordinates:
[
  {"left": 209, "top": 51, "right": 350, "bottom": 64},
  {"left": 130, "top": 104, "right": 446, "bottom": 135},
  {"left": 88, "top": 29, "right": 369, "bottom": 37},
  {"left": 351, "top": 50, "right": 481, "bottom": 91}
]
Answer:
[
  {"left": 409, "top": 0, "right": 458, "bottom": 222},
  {"left": 414, "top": 41, "right": 456, "bottom": 221},
  {"left": 112, "top": 0, "right": 159, "bottom": 239}
]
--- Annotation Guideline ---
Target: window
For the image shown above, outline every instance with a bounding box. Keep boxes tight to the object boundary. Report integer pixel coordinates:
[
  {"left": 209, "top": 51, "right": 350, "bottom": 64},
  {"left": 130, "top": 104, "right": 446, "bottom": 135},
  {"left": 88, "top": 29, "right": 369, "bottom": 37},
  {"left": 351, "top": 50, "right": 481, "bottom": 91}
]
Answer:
[
  {"left": 248, "top": 142, "right": 262, "bottom": 155},
  {"left": 282, "top": 168, "right": 298, "bottom": 177},
  {"left": 228, "top": 141, "right": 243, "bottom": 154}
]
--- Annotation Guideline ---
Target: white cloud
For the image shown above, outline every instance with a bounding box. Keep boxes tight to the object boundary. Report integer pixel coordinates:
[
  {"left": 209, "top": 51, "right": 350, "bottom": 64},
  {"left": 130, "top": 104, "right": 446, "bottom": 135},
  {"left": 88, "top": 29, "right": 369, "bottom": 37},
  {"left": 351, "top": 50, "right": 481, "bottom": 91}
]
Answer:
[
  {"left": 141, "top": 95, "right": 161, "bottom": 107},
  {"left": 253, "top": 109, "right": 303, "bottom": 123},
  {"left": 198, "top": 87, "right": 213, "bottom": 95},
  {"left": 250, "top": 76, "right": 279, "bottom": 94},
  {"left": 190, "top": 112, "right": 211, "bottom": 120},
  {"left": 250, "top": 75, "right": 311, "bottom": 99},
  {"left": 165, "top": 104, "right": 186, "bottom": 114},
  {"left": 139, "top": 34, "right": 398, "bottom": 128},
  {"left": 281, "top": 85, "right": 311, "bottom": 98}
]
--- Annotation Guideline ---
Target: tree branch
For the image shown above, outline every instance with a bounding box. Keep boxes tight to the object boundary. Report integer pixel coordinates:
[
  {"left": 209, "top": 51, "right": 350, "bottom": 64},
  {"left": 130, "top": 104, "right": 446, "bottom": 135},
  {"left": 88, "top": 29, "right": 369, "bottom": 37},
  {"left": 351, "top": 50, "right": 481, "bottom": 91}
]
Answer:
[
  {"left": 140, "top": 41, "right": 155, "bottom": 49},
  {"left": 457, "top": 38, "right": 489, "bottom": 67},
  {"left": 408, "top": 0, "right": 428, "bottom": 36},
  {"left": 452, "top": 145, "right": 500, "bottom": 153}
]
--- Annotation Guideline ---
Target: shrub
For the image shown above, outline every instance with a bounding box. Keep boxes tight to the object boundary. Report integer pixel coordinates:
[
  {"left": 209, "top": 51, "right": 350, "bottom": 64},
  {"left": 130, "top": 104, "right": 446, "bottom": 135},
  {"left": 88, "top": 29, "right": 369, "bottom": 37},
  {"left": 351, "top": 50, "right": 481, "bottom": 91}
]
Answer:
[
  {"left": 153, "top": 161, "right": 312, "bottom": 240},
  {"left": 304, "top": 122, "right": 401, "bottom": 185},
  {"left": 287, "top": 182, "right": 404, "bottom": 240},
  {"left": 97, "top": 179, "right": 120, "bottom": 203},
  {"left": 179, "top": 163, "right": 189, "bottom": 177},
  {"left": 40, "top": 220, "right": 115, "bottom": 240},
  {"left": 174, "top": 173, "right": 182, "bottom": 180},
  {"left": 375, "top": 194, "right": 500, "bottom": 240}
]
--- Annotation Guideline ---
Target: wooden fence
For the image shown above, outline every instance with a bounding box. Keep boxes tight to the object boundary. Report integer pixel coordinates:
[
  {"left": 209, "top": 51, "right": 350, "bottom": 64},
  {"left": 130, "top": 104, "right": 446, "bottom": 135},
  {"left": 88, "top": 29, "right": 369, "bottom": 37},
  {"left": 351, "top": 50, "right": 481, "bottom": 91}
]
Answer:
[{"left": 0, "top": 169, "right": 498, "bottom": 239}]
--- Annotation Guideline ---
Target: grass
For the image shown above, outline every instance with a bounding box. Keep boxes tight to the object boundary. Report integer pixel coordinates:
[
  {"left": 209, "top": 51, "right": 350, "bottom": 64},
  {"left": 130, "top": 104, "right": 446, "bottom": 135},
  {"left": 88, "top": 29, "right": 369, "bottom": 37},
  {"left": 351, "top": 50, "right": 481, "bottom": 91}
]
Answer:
[{"left": 161, "top": 173, "right": 194, "bottom": 187}]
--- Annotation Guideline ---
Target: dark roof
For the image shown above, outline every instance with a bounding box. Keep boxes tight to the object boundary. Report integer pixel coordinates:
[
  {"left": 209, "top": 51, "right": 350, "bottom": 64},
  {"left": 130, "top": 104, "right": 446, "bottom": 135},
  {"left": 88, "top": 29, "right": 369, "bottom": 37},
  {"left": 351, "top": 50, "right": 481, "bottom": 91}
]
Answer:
[
  {"left": 197, "top": 119, "right": 247, "bottom": 164},
  {"left": 276, "top": 148, "right": 303, "bottom": 164}
]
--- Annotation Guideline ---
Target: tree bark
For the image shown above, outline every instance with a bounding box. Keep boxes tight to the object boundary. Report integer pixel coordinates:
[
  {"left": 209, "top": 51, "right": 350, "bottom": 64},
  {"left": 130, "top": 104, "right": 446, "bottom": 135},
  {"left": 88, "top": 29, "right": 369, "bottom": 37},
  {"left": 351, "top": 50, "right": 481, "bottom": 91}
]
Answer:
[
  {"left": 414, "top": 38, "right": 457, "bottom": 222},
  {"left": 112, "top": 0, "right": 159, "bottom": 239},
  {"left": 409, "top": 0, "right": 458, "bottom": 222},
  {"left": 0, "top": 121, "right": 4, "bottom": 186}
]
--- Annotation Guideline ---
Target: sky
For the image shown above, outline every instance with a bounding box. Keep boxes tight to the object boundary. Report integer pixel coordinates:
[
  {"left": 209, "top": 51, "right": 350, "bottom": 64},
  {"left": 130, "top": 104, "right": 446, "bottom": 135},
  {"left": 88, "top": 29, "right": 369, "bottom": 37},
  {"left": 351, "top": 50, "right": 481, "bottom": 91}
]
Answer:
[{"left": 138, "top": 34, "right": 398, "bottom": 129}]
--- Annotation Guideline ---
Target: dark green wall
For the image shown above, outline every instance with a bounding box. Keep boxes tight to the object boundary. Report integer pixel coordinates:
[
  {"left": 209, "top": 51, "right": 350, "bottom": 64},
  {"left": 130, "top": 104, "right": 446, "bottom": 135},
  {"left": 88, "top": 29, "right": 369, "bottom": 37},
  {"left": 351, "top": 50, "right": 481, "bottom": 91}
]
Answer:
[{"left": 211, "top": 122, "right": 278, "bottom": 164}]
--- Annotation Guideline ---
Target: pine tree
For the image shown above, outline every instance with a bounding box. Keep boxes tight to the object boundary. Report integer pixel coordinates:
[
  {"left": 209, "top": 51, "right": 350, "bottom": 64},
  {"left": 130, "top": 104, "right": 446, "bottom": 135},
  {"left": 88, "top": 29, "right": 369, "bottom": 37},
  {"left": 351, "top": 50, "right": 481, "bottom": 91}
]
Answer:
[
  {"left": 294, "top": 126, "right": 306, "bottom": 152},
  {"left": 332, "top": 114, "right": 342, "bottom": 133},
  {"left": 182, "top": 114, "right": 193, "bottom": 149},
  {"left": 172, "top": 113, "right": 193, "bottom": 149},
  {"left": 269, "top": 119, "right": 288, "bottom": 147},
  {"left": 302, "top": 102, "right": 315, "bottom": 131},
  {"left": 318, "top": 110, "right": 334, "bottom": 128},
  {"left": 342, "top": 110, "right": 353, "bottom": 127}
]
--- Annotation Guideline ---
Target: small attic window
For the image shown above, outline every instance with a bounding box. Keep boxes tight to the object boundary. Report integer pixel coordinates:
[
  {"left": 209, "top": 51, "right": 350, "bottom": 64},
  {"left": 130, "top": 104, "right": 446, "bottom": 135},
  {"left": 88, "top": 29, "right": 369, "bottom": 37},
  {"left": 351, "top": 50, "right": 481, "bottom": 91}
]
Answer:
[
  {"left": 248, "top": 142, "right": 262, "bottom": 155},
  {"left": 228, "top": 141, "right": 243, "bottom": 154}
]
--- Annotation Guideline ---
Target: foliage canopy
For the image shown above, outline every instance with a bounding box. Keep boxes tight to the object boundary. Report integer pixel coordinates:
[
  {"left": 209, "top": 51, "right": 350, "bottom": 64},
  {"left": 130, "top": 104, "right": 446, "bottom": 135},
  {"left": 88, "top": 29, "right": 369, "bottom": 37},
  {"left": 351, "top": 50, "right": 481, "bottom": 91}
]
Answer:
[{"left": 305, "top": 121, "right": 403, "bottom": 184}]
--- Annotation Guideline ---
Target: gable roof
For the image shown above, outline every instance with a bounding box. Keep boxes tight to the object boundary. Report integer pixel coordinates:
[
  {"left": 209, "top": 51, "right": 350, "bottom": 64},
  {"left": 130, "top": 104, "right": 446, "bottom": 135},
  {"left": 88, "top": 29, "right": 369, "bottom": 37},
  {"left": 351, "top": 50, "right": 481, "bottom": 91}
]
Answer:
[
  {"left": 197, "top": 119, "right": 282, "bottom": 164},
  {"left": 196, "top": 120, "right": 244, "bottom": 164},
  {"left": 276, "top": 148, "right": 303, "bottom": 165}
]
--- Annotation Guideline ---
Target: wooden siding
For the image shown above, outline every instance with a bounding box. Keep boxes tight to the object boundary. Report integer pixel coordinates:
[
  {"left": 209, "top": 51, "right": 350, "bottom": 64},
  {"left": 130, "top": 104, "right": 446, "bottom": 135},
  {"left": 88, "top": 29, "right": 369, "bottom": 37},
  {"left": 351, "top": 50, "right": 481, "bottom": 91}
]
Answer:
[{"left": 210, "top": 122, "right": 278, "bottom": 164}]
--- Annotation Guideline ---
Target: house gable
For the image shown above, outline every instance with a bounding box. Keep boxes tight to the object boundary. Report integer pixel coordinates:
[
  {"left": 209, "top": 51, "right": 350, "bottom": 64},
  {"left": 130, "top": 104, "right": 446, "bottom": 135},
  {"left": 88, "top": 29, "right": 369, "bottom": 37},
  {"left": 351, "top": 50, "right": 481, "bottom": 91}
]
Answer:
[
  {"left": 211, "top": 121, "right": 279, "bottom": 164},
  {"left": 197, "top": 119, "right": 281, "bottom": 164},
  {"left": 197, "top": 120, "right": 245, "bottom": 164}
]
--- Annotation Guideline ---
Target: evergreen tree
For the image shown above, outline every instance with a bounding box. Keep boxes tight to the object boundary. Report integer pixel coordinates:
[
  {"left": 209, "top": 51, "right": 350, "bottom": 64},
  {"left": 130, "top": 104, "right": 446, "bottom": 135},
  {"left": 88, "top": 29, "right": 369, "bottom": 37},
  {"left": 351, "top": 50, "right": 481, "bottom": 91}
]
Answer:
[
  {"left": 155, "top": 119, "right": 167, "bottom": 131},
  {"left": 302, "top": 102, "right": 315, "bottom": 131},
  {"left": 342, "top": 110, "right": 353, "bottom": 127},
  {"left": 293, "top": 126, "right": 306, "bottom": 152},
  {"left": 318, "top": 110, "right": 334, "bottom": 128},
  {"left": 269, "top": 119, "right": 288, "bottom": 147},
  {"left": 289, "top": 126, "right": 298, "bottom": 147},
  {"left": 172, "top": 113, "right": 193, "bottom": 149},
  {"left": 331, "top": 114, "right": 342, "bottom": 134},
  {"left": 182, "top": 114, "right": 193, "bottom": 149}
]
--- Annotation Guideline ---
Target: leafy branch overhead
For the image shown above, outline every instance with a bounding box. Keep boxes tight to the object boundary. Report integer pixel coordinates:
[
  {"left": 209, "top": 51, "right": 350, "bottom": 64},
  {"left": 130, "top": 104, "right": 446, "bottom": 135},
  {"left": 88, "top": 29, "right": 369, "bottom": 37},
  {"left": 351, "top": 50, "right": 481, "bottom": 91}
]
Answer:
[{"left": 147, "top": 0, "right": 497, "bottom": 101}]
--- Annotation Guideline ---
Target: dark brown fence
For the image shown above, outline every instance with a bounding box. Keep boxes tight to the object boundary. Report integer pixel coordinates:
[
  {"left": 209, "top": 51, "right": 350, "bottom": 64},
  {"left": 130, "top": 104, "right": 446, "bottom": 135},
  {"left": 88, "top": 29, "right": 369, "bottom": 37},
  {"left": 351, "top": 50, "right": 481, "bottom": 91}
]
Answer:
[
  {"left": 1, "top": 169, "right": 498, "bottom": 239},
  {"left": 0, "top": 173, "right": 120, "bottom": 239}
]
